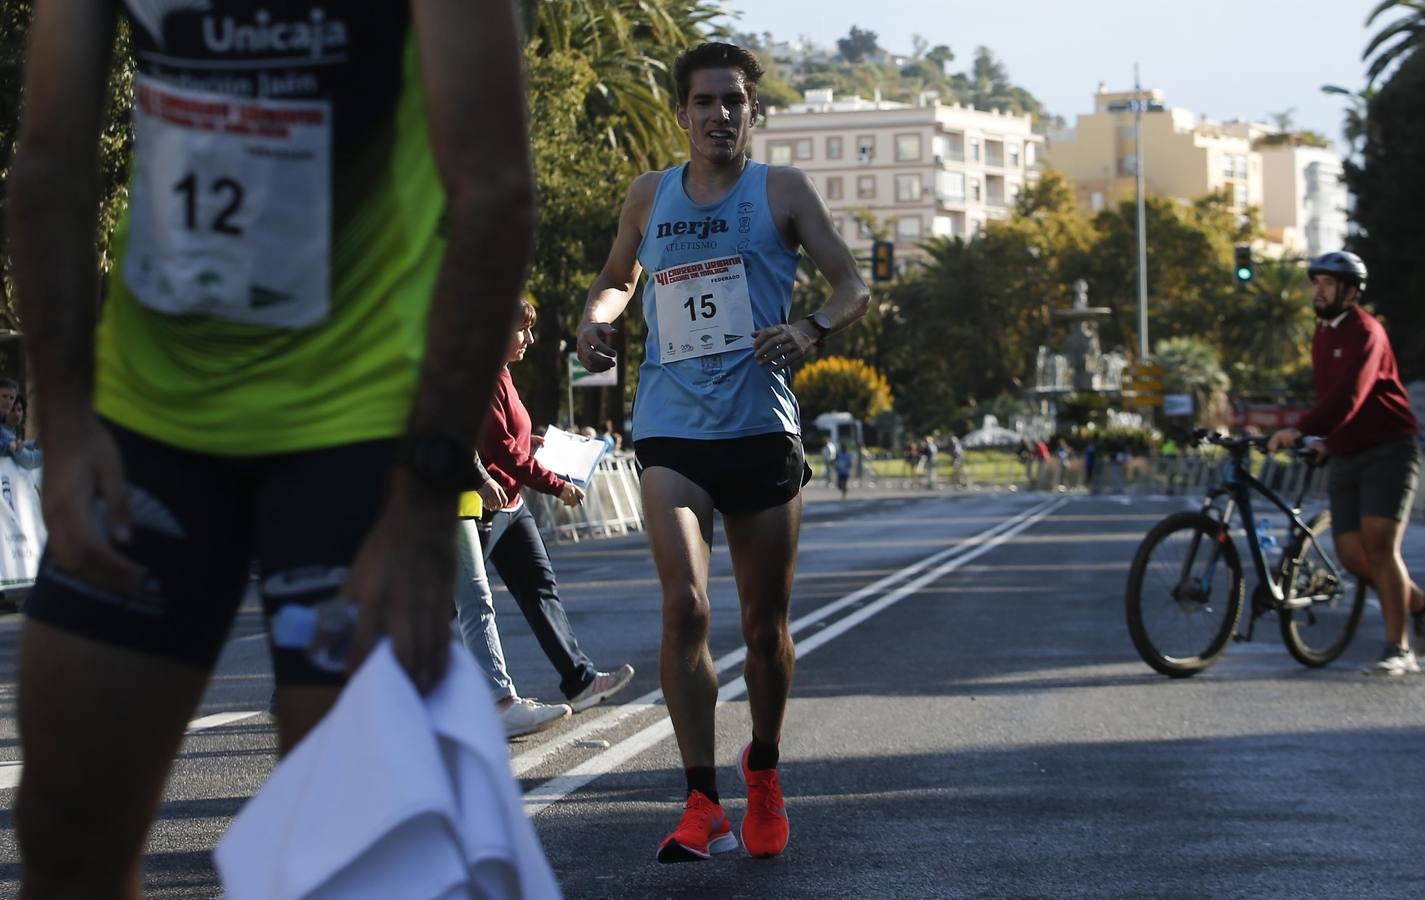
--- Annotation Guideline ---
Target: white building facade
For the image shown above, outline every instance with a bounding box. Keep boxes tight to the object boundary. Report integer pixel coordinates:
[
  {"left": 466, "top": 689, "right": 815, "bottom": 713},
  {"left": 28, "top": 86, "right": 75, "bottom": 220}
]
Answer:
[
  {"left": 1256, "top": 144, "right": 1349, "bottom": 258},
  {"left": 749, "top": 91, "right": 1044, "bottom": 265}
]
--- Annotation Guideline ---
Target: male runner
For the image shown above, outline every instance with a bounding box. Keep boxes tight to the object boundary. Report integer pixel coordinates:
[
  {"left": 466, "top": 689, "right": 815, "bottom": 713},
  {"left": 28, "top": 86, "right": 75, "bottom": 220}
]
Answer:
[
  {"left": 579, "top": 41, "right": 869, "bottom": 862},
  {"left": 7, "top": 1, "right": 531, "bottom": 894},
  {"left": 1267, "top": 251, "right": 1424, "bottom": 675}
]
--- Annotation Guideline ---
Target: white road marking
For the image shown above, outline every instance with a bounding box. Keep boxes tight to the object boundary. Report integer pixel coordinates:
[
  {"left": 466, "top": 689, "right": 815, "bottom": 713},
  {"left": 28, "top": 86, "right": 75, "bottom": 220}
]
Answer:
[
  {"left": 0, "top": 710, "right": 262, "bottom": 792},
  {"left": 510, "top": 496, "right": 1063, "bottom": 777},
  {"left": 188, "top": 711, "right": 264, "bottom": 731},
  {"left": 522, "top": 497, "right": 1069, "bottom": 814}
]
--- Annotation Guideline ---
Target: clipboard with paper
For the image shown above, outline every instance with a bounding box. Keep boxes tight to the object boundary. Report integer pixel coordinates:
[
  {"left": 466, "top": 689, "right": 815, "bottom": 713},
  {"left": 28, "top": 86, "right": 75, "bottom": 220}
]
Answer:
[{"left": 533, "top": 425, "right": 607, "bottom": 487}]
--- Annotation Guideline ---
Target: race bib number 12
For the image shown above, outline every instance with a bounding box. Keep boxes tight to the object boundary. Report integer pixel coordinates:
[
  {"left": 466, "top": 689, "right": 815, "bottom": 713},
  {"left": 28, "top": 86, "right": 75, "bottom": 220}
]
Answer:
[
  {"left": 123, "top": 74, "right": 332, "bottom": 329},
  {"left": 652, "top": 255, "right": 755, "bottom": 363}
]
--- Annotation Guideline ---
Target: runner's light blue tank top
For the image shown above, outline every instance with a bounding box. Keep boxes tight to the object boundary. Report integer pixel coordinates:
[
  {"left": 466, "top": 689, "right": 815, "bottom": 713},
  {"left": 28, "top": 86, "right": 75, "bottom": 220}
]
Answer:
[{"left": 632, "top": 161, "right": 801, "bottom": 440}]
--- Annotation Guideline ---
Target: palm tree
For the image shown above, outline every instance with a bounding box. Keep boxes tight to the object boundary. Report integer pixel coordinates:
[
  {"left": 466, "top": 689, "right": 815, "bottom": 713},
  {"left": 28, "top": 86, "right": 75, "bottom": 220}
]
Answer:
[
  {"left": 1223, "top": 258, "right": 1315, "bottom": 394},
  {"left": 1320, "top": 84, "right": 1375, "bottom": 155},
  {"left": 1153, "top": 336, "right": 1230, "bottom": 420},
  {"left": 1362, "top": 0, "right": 1425, "bottom": 84},
  {"left": 521, "top": 0, "right": 728, "bottom": 169}
]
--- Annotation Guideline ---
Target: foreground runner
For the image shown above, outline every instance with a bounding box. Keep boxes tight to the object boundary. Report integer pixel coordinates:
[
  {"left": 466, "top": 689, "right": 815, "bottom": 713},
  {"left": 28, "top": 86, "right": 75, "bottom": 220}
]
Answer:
[
  {"left": 7, "top": 1, "right": 531, "bottom": 895},
  {"left": 579, "top": 42, "right": 869, "bottom": 862}
]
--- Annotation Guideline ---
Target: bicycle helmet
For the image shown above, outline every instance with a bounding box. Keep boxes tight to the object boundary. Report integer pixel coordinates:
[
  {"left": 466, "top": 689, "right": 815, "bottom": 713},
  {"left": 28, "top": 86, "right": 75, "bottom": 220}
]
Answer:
[{"left": 1307, "top": 251, "right": 1367, "bottom": 291}]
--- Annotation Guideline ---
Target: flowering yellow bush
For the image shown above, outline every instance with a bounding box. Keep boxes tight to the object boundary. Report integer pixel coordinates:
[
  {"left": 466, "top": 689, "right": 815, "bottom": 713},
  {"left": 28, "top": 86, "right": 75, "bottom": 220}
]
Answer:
[{"left": 792, "top": 356, "right": 894, "bottom": 423}]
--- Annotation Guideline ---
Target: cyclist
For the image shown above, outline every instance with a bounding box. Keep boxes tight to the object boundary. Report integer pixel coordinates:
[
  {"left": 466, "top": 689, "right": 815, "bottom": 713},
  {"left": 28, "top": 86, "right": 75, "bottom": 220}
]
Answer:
[
  {"left": 7, "top": 1, "right": 532, "bottom": 894},
  {"left": 1267, "top": 251, "right": 1424, "bottom": 675},
  {"left": 578, "top": 42, "right": 868, "bottom": 863}
]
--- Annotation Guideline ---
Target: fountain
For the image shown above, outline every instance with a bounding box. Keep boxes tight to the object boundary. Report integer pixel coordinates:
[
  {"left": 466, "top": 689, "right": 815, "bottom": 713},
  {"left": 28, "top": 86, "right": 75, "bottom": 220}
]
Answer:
[{"left": 1031, "top": 280, "right": 1130, "bottom": 429}]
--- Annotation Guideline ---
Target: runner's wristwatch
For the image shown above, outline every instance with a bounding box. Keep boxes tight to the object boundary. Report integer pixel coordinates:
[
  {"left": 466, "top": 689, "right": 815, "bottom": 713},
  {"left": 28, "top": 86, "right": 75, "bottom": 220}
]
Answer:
[
  {"left": 802, "top": 311, "right": 833, "bottom": 348},
  {"left": 397, "top": 434, "right": 483, "bottom": 491}
]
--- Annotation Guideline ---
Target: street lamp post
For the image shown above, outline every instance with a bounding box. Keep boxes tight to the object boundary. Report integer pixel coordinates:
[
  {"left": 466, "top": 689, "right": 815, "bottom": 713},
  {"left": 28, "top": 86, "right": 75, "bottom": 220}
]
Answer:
[{"left": 1134, "top": 63, "right": 1149, "bottom": 363}]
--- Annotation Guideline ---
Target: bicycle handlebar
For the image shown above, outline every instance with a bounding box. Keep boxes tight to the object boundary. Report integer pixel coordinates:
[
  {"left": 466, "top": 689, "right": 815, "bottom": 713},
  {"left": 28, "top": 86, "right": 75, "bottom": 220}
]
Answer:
[{"left": 1189, "top": 428, "right": 1323, "bottom": 464}]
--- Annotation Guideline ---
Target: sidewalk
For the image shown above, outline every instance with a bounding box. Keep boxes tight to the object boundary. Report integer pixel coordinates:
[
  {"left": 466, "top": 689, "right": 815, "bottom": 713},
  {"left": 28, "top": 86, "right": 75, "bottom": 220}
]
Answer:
[{"left": 798, "top": 476, "right": 1043, "bottom": 506}]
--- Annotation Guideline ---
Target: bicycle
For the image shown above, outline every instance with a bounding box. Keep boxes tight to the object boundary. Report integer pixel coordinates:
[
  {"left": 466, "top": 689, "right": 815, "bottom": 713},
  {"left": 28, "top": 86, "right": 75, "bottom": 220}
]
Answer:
[{"left": 1125, "top": 430, "right": 1367, "bottom": 677}]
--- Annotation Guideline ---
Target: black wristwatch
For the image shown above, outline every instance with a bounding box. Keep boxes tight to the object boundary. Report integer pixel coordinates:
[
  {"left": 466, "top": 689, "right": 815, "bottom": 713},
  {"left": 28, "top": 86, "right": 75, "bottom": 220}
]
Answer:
[
  {"left": 396, "top": 434, "right": 483, "bottom": 491},
  {"left": 802, "top": 311, "right": 833, "bottom": 348}
]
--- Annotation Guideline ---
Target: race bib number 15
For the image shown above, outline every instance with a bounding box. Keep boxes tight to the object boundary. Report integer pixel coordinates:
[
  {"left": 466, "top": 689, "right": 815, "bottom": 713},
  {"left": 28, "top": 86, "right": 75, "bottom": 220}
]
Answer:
[
  {"left": 123, "top": 74, "right": 332, "bottom": 329},
  {"left": 652, "top": 255, "right": 755, "bottom": 363}
]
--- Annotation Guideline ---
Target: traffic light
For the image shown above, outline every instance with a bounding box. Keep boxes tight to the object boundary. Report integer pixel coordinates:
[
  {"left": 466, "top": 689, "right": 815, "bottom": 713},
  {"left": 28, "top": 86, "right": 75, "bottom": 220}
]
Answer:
[
  {"left": 871, "top": 240, "right": 895, "bottom": 282},
  {"left": 1233, "top": 244, "right": 1254, "bottom": 286}
]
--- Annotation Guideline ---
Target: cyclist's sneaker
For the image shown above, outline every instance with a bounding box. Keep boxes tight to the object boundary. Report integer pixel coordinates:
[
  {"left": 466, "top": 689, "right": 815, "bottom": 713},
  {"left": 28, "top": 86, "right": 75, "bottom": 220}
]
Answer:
[
  {"left": 1362, "top": 644, "right": 1421, "bottom": 676},
  {"left": 656, "top": 790, "right": 737, "bottom": 863},
  {"left": 500, "top": 697, "right": 572, "bottom": 738},
  {"left": 569, "top": 664, "right": 635, "bottom": 712},
  {"left": 739, "top": 741, "right": 789, "bottom": 858}
]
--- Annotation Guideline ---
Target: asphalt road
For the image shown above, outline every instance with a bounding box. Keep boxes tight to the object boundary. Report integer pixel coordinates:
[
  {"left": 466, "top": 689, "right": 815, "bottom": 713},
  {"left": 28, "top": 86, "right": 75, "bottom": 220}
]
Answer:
[{"left": 1, "top": 488, "right": 1423, "bottom": 899}]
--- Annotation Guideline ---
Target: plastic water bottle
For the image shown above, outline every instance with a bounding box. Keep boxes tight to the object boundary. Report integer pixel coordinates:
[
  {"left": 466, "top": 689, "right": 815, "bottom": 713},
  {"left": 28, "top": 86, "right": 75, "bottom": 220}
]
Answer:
[
  {"left": 1256, "top": 517, "right": 1282, "bottom": 570},
  {"left": 270, "top": 599, "right": 358, "bottom": 673}
]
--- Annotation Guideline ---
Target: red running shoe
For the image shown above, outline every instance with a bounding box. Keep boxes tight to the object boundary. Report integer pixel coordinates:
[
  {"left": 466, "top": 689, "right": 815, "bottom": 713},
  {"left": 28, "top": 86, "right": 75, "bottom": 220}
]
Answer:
[
  {"left": 656, "top": 789, "right": 738, "bottom": 863},
  {"left": 739, "top": 741, "right": 789, "bottom": 857}
]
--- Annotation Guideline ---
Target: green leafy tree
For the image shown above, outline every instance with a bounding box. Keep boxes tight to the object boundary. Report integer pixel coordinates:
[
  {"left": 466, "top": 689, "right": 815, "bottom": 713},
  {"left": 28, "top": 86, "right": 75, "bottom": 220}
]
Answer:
[
  {"left": 521, "top": 0, "right": 725, "bottom": 170},
  {"left": 1363, "top": 0, "right": 1425, "bottom": 84},
  {"left": 1346, "top": 49, "right": 1425, "bottom": 379},
  {"left": 835, "top": 26, "right": 880, "bottom": 64},
  {"left": 516, "top": 48, "right": 641, "bottom": 427},
  {"left": 1153, "top": 335, "right": 1230, "bottom": 424},
  {"left": 790, "top": 355, "right": 893, "bottom": 424},
  {"left": 926, "top": 45, "right": 954, "bottom": 69},
  {"left": 2, "top": 6, "right": 134, "bottom": 329},
  {"left": 1221, "top": 257, "right": 1315, "bottom": 396},
  {"left": 1081, "top": 189, "right": 1254, "bottom": 359},
  {"left": 1321, "top": 83, "right": 1376, "bottom": 154},
  {"left": 880, "top": 169, "right": 1094, "bottom": 434}
]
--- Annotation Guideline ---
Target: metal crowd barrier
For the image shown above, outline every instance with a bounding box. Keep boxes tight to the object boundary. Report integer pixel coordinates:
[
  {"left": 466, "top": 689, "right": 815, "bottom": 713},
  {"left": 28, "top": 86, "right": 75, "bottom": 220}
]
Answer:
[
  {"left": 838, "top": 449, "right": 1425, "bottom": 521},
  {"left": 1022, "top": 451, "right": 1425, "bottom": 520},
  {"left": 524, "top": 455, "right": 645, "bottom": 543},
  {"left": 534, "top": 446, "right": 1425, "bottom": 542}
]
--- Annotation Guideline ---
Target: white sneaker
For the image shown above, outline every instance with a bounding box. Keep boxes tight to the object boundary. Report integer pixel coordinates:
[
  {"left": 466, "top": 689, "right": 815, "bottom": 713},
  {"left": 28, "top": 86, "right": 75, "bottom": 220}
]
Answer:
[
  {"left": 501, "top": 697, "right": 572, "bottom": 737},
  {"left": 1362, "top": 645, "right": 1421, "bottom": 676},
  {"left": 569, "top": 664, "right": 635, "bottom": 712}
]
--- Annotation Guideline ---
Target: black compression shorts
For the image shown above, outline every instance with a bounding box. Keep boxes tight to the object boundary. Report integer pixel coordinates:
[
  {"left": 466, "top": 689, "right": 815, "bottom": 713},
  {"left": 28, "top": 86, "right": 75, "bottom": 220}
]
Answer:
[
  {"left": 24, "top": 418, "right": 397, "bottom": 685},
  {"left": 633, "top": 432, "right": 811, "bottom": 515}
]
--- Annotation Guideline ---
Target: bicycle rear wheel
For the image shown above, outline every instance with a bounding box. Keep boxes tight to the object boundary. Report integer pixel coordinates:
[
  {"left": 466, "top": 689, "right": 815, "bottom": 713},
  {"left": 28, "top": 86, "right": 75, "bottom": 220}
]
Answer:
[
  {"left": 1278, "top": 511, "right": 1367, "bottom": 667},
  {"left": 1126, "top": 511, "right": 1244, "bottom": 677}
]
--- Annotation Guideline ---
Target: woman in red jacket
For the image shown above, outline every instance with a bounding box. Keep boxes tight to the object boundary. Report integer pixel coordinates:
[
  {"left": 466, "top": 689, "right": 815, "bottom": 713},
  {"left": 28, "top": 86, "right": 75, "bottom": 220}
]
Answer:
[{"left": 477, "top": 297, "right": 634, "bottom": 711}]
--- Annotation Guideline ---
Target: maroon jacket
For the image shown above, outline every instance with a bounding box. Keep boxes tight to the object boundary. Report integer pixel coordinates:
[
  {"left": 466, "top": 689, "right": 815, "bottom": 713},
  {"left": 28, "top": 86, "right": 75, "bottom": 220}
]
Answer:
[
  {"left": 480, "top": 367, "right": 565, "bottom": 508},
  {"left": 1295, "top": 305, "right": 1418, "bottom": 456}
]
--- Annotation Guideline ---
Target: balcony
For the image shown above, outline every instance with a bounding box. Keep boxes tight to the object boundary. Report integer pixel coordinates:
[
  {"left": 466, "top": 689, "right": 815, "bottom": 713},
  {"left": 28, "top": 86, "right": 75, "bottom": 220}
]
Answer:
[
  {"left": 985, "top": 140, "right": 1005, "bottom": 169},
  {"left": 985, "top": 174, "right": 1007, "bottom": 207}
]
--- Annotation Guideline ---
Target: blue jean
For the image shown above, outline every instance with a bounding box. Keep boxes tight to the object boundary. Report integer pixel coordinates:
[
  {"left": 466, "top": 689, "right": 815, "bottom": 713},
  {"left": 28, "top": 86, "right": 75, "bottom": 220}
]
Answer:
[
  {"left": 483, "top": 501, "right": 596, "bottom": 700},
  {"left": 453, "top": 520, "right": 516, "bottom": 701}
]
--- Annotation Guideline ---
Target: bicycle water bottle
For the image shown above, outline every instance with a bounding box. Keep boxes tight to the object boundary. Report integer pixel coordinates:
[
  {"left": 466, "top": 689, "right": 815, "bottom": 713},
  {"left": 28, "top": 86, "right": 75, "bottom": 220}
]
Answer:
[
  {"left": 1256, "top": 517, "right": 1282, "bottom": 570},
  {"left": 270, "top": 599, "right": 358, "bottom": 673}
]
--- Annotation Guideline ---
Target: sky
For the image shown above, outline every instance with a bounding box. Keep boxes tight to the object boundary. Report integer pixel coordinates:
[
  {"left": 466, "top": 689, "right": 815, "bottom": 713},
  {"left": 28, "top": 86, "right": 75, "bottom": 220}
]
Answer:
[{"left": 717, "top": 0, "right": 1387, "bottom": 148}]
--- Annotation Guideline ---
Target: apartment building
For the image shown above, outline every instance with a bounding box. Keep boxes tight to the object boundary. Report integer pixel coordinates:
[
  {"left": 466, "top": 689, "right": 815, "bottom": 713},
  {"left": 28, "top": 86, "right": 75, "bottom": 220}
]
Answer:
[
  {"left": 1223, "top": 122, "right": 1349, "bottom": 257},
  {"left": 749, "top": 90, "right": 1044, "bottom": 264},
  {"left": 1046, "top": 86, "right": 1263, "bottom": 217}
]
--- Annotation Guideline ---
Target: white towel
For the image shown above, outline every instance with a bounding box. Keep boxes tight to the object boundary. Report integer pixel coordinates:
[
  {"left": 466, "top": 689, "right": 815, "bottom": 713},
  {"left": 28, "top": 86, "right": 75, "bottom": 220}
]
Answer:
[{"left": 215, "top": 639, "right": 561, "bottom": 900}]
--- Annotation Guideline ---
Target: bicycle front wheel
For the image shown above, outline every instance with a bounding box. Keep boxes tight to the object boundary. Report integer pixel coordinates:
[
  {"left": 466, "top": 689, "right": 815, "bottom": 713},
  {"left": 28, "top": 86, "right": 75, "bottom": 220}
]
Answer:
[
  {"left": 1278, "top": 511, "right": 1367, "bottom": 667},
  {"left": 1126, "top": 511, "right": 1244, "bottom": 677}
]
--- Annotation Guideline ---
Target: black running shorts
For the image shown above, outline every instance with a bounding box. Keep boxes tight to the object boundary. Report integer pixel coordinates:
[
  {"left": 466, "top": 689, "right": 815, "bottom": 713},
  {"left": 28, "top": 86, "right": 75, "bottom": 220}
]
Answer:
[
  {"left": 1327, "top": 436, "right": 1422, "bottom": 534},
  {"left": 633, "top": 433, "right": 812, "bottom": 515},
  {"left": 24, "top": 418, "right": 396, "bottom": 685}
]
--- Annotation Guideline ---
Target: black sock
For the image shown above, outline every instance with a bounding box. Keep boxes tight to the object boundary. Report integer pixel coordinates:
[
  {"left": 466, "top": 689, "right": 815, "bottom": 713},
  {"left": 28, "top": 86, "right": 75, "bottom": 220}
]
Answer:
[
  {"left": 747, "top": 735, "right": 779, "bottom": 771},
  {"left": 685, "top": 766, "right": 718, "bottom": 803}
]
